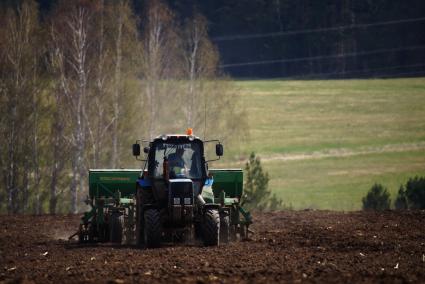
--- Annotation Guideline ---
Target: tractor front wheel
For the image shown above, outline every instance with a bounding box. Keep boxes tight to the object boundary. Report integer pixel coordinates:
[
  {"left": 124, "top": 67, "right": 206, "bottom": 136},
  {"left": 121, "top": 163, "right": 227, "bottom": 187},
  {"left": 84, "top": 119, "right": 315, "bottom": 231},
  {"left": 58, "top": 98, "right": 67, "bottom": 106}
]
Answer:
[
  {"left": 202, "top": 209, "right": 220, "bottom": 246},
  {"left": 144, "top": 209, "right": 161, "bottom": 248}
]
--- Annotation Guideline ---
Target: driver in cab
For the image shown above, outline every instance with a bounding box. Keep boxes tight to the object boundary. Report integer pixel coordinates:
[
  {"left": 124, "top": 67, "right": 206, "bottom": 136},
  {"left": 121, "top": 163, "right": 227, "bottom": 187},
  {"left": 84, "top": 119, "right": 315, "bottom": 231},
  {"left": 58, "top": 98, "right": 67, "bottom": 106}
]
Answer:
[{"left": 168, "top": 147, "right": 186, "bottom": 178}]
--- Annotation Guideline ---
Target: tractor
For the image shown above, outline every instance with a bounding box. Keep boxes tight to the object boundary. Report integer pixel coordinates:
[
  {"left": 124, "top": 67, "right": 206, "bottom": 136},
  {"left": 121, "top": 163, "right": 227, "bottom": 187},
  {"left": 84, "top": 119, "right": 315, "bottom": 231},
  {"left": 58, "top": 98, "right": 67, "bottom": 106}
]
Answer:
[
  {"left": 132, "top": 129, "right": 252, "bottom": 247},
  {"left": 72, "top": 129, "right": 252, "bottom": 247}
]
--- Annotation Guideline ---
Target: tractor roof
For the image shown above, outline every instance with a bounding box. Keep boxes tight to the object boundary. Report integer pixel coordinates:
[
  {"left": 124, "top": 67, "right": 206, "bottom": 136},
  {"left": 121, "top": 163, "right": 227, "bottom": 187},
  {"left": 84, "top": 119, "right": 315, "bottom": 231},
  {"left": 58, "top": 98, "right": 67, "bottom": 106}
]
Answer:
[{"left": 154, "top": 134, "right": 201, "bottom": 141}]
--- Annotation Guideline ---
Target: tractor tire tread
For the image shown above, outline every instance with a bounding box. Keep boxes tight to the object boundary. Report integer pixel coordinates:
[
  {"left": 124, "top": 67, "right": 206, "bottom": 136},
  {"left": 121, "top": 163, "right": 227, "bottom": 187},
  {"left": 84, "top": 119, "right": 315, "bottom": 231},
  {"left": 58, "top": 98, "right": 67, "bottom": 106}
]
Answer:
[
  {"left": 144, "top": 209, "right": 161, "bottom": 248},
  {"left": 203, "top": 209, "right": 220, "bottom": 246}
]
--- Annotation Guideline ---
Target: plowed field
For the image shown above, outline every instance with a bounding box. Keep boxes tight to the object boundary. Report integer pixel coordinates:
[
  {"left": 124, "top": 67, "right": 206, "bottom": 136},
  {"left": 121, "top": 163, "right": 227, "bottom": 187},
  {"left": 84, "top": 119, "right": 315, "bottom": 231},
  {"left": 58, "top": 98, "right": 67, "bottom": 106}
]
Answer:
[{"left": 1, "top": 211, "right": 424, "bottom": 283}]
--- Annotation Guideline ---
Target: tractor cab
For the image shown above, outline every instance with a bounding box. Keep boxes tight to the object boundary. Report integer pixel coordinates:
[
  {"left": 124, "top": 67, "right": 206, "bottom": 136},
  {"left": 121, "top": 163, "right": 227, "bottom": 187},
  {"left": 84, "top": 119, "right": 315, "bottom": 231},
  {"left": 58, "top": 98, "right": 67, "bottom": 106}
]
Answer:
[
  {"left": 132, "top": 130, "right": 223, "bottom": 205},
  {"left": 132, "top": 130, "right": 223, "bottom": 194},
  {"left": 148, "top": 136, "right": 207, "bottom": 181},
  {"left": 147, "top": 135, "right": 209, "bottom": 199}
]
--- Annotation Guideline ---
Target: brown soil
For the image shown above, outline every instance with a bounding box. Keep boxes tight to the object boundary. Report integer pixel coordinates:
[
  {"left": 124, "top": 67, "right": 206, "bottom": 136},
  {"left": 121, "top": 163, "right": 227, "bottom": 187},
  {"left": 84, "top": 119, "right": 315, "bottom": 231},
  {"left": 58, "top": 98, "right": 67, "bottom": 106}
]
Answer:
[{"left": 0, "top": 211, "right": 424, "bottom": 283}]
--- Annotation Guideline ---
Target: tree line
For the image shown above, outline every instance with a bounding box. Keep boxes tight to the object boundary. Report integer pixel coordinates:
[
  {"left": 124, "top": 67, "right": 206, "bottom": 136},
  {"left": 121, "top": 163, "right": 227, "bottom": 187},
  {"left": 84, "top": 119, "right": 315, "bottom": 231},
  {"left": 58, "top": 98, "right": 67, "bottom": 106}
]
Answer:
[
  {"left": 34, "top": 0, "right": 425, "bottom": 78},
  {"left": 0, "top": 0, "right": 246, "bottom": 214},
  {"left": 175, "top": 0, "right": 425, "bottom": 78}
]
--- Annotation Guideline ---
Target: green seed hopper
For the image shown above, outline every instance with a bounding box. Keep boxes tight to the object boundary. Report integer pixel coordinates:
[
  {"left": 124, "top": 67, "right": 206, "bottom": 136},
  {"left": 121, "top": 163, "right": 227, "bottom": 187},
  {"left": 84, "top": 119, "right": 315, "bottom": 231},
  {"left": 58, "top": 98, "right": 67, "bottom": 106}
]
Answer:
[
  {"left": 89, "top": 169, "right": 140, "bottom": 199},
  {"left": 210, "top": 169, "right": 243, "bottom": 199},
  {"left": 209, "top": 169, "right": 252, "bottom": 237}
]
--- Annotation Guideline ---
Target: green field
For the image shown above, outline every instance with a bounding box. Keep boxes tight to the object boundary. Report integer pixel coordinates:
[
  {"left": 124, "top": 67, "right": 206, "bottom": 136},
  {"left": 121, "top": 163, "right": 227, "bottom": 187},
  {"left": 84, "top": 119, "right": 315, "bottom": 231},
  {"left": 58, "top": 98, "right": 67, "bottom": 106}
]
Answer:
[{"left": 217, "top": 78, "right": 425, "bottom": 210}]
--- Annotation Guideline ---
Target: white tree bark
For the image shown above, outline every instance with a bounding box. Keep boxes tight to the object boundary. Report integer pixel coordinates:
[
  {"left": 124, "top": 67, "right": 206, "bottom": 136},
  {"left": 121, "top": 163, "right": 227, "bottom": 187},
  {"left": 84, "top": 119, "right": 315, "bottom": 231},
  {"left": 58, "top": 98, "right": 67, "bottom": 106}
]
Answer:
[
  {"left": 143, "top": 0, "right": 175, "bottom": 139},
  {"left": 182, "top": 13, "right": 213, "bottom": 132},
  {"left": 52, "top": 5, "right": 91, "bottom": 214},
  {"left": 186, "top": 19, "right": 200, "bottom": 128},
  {"left": 1, "top": 1, "right": 40, "bottom": 214},
  {"left": 111, "top": 1, "right": 123, "bottom": 167}
]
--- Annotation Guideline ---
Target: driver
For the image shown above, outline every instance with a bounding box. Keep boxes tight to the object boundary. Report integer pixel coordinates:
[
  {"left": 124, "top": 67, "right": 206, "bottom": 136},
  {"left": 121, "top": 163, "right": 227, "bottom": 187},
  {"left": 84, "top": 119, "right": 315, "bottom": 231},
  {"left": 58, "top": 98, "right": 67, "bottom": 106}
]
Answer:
[{"left": 168, "top": 147, "right": 186, "bottom": 176}]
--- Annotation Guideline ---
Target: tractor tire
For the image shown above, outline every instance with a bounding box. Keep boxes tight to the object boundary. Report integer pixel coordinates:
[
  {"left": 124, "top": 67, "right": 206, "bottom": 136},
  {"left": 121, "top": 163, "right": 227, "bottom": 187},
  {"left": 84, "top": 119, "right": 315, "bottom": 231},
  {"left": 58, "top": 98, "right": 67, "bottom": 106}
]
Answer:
[
  {"left": 194, "top": 222, "right": 202, "bottom": 239},
  {"left": 202, "top": 209, "right": 220, "bottom": 246},
  {"left": 220, "top": 214, "right": 230, "bottom": 243},
  {"left": 136, "top": 187, "right": 154, "bottom": 246},
  {"left": 144, "top": 209, "right": 161, "bottom": 248},
  {"left": 136, "top": 205, "right": 144, "bottom": 246},
  {"left": 110, "top": 213, "right": 124, "bottom": 244}
]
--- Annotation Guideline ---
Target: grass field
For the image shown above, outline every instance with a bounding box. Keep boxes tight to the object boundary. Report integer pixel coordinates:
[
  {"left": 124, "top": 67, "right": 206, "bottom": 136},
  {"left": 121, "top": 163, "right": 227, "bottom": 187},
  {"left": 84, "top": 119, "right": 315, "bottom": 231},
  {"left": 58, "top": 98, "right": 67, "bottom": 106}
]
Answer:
[{"left": 217, "top": 78, "right": 425, "bottom": 210}]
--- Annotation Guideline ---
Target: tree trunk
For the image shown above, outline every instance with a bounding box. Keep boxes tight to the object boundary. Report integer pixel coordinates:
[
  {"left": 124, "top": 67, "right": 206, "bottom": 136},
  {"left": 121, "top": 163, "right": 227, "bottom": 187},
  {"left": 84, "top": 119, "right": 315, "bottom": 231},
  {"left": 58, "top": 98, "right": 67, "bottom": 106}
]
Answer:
[
  {"left": 49, "top": 137, "right": 59, "bottom": 214},
  {"left": 112, "top": 3, "right": 123, "bottom": 168},
  {"left": 187, "top": 37, "right": 198, "bottom": 128},
  {"left": 49, "top": 105, "right": 63, "bottom": 214},
  {"left": 32, "top": 81, "right": 41, "bottom": 214},
  {"left": 70, "top": 158, "right": 78, "bottom": 214},
  {"left": 147, "top": 82, "right": 155, "bottom": 140}
]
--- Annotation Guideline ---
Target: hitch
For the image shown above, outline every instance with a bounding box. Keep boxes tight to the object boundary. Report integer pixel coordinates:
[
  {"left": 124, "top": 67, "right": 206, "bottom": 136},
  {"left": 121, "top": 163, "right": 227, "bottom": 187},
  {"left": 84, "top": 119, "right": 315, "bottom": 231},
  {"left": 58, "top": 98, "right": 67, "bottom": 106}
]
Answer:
[{"left": 68, "top": 231, "right": 79, "bottom": 241}]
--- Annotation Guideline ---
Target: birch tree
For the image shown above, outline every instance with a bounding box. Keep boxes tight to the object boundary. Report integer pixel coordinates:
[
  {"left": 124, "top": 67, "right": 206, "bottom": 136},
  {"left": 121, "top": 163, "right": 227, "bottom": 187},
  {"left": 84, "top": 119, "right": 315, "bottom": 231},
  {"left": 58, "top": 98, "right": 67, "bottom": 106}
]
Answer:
[
  {"left": 90, "top": 0, "right": 108, "bottom": 168},
  {"left": 0, "top": 0, "right": 43, "bottom": 214},
  {"left": 47, "top": 21, "right": 68, "bottom": 214},
  {"left": 141, "top": 0, "right": 177, "bottom": 139},
  {"left": 182, "top": 12, "right": 219, "bottom": 130},
  {"left": 50, "top": 1, "right": 95, "bottom": 213},
  {"left": 107, "top": 0, "right": 138, "bottom": 168},
  {"left": 47, "top": 89, "right": 67, "bottom": 214},
  {"left": 180, "top": 11, "right": 247, "bottom": 144}
]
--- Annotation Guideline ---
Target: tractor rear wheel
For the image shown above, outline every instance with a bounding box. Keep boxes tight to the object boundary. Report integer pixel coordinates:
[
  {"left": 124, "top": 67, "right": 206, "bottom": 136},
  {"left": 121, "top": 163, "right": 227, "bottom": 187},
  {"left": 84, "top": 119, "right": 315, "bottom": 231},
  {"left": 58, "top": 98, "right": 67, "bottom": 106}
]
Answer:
[
  {"left": 202, "top": 209, "right": 220, "bottom": 246},
  {"left": 110, "top": 212, "right": 124, "bottom": 244},
  {"left": 220, "top": 214, "right": 230, "bottom": 243},
  {"left": 136, "top": 208, "right": 144, "bottom": 246},
  {"left": 137, "top": 187, "right": 155, "bottom": 246},
  {"left": 144, "top": 209, "right": 161, "bottom": 248}
]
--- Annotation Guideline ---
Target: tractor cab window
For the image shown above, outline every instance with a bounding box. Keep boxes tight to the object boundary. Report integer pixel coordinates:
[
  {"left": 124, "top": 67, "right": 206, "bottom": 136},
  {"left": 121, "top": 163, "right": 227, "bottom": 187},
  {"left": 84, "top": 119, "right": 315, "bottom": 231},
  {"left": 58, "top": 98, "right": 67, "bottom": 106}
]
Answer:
[{"left": 153, "top": 142, "right": 202, "bottom": 179}]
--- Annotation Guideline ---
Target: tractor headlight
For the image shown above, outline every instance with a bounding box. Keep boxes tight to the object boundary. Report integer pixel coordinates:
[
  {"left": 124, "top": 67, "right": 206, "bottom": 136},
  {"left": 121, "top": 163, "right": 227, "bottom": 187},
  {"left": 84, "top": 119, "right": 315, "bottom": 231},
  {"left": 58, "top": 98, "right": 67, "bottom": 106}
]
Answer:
[{"left": 173, "top": 198, "right": 180, "bottom": 205}]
